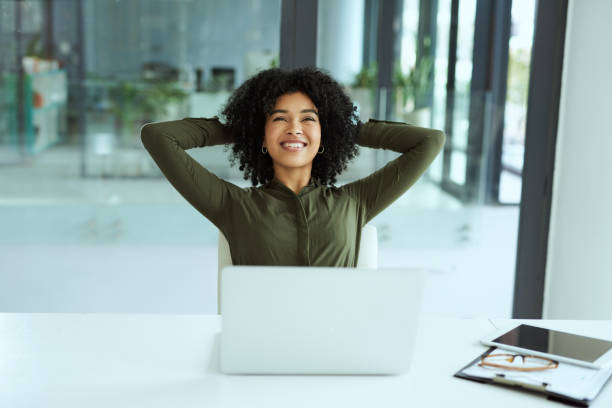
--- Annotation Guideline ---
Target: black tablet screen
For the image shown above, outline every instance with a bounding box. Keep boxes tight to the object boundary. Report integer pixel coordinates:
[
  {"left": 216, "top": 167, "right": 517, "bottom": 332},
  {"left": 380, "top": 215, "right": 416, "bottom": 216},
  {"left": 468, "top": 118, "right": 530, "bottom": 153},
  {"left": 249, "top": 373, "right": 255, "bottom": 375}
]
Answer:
[{"left": 493, "top": 324, "right": 612, "bottom": 362}]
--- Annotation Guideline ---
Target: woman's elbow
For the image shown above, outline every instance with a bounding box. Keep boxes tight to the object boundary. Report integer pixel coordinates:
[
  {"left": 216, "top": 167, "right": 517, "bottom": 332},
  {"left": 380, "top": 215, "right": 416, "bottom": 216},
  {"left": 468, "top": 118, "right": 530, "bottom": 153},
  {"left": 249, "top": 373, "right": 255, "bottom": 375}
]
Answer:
[
  {"left": 140, "top": 122, "right": 158, "bottom": 148},
  {"left": 433, "top": 130, "right": 446, "bottom": 152}
]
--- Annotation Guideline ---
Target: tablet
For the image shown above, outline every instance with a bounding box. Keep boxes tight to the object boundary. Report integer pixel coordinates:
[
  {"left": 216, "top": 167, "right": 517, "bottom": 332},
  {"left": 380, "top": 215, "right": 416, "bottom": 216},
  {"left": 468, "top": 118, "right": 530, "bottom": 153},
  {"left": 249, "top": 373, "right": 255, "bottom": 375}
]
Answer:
[{"left": 480, "top": 324, "right": 612, "bottom": 369}]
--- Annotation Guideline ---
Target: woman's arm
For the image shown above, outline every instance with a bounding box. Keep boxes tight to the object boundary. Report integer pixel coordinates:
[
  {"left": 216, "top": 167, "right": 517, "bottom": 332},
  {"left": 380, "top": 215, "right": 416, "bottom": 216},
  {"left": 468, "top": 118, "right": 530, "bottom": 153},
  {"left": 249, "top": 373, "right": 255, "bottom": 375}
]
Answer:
[
  {"left": 140, "top": 117, "right": 239, "bottom": 230},
  {"left": 341, "top": 118, "right": 446, "bottom": 224}
]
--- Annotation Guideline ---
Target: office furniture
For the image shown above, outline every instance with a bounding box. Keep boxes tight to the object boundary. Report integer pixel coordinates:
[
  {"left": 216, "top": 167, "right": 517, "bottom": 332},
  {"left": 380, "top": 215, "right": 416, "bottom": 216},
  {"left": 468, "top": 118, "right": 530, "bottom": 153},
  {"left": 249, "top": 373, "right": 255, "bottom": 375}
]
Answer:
[
  {"left": 2, "top": 313, "right": 610, "bottom": 407},
  {"left": 2, "top": 69, "right": 67, "bottom": 154},
  {"left": 217, "top": 225, "right": 378, "bottom": 313}
]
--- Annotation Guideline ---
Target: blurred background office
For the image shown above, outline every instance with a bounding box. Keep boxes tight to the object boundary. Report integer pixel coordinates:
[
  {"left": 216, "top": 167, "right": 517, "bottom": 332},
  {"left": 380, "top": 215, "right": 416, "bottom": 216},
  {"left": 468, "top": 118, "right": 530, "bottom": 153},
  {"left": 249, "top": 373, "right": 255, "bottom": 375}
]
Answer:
[{"left": 1, "top": 0, "right": 607, "bottom": 319}]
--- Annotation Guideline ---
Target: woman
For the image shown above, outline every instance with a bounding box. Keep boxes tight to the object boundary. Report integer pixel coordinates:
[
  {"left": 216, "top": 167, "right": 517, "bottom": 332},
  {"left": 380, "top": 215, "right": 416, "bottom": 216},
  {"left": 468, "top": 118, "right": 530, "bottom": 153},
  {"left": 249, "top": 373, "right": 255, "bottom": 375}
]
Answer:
[{"left": 141, "top": 67, "right": 445, "bottom": 267}]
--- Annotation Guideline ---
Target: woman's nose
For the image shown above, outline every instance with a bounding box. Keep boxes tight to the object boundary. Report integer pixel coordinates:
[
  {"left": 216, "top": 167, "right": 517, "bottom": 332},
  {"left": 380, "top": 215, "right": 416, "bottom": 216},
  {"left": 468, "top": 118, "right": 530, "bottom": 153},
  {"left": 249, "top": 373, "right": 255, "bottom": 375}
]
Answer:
[{"left": 287, "top": 122, "right": 302, "bottom": 134}]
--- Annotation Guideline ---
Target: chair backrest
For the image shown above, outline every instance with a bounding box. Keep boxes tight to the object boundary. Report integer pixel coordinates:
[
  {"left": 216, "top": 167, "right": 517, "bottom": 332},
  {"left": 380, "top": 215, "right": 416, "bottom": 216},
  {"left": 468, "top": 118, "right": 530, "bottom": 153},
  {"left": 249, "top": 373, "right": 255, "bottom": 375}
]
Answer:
[{"left": 217, "top": 225, "right": 378, "bottom": 314}]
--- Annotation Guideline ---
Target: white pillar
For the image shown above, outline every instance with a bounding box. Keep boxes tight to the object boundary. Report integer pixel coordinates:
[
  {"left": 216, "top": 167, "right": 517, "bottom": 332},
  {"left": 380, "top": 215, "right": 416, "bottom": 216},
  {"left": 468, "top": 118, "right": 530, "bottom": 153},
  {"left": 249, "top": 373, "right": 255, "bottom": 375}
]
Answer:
[
  {"left": 543, "top": 0, "right": 612, "bottom": 319},
  {"left": 316, "top": 0, "right": 364, "bottom": 84}
]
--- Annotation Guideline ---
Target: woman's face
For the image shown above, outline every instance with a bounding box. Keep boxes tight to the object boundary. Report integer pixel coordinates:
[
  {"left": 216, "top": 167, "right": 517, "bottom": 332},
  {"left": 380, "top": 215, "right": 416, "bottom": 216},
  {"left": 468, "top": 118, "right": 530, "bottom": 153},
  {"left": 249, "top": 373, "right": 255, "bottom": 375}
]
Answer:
[{"left": 263, "top": 92, "right": 322, "bottom": 175}]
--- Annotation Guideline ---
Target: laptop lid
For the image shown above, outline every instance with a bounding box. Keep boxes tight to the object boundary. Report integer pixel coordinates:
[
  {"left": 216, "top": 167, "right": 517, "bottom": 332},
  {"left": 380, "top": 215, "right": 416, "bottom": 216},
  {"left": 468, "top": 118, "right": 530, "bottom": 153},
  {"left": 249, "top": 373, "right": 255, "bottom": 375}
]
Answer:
[{"left": 220, "top": 266, "right": 426, "bottom": 375}]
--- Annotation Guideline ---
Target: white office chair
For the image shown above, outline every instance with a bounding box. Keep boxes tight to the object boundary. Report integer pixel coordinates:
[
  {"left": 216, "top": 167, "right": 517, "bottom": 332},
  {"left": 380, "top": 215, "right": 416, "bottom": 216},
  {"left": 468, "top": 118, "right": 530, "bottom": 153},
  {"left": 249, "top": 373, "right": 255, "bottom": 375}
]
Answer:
[{"left": 217, "top": 225, "right": 378, "bottom": 314}]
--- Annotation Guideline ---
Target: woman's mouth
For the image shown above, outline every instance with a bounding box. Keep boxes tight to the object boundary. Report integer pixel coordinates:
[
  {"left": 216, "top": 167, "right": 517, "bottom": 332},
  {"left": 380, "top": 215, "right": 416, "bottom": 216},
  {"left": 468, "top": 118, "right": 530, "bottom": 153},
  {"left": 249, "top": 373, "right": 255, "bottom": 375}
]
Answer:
[{"left": 280, "top": 142, "right": 307, "bottom": 151}]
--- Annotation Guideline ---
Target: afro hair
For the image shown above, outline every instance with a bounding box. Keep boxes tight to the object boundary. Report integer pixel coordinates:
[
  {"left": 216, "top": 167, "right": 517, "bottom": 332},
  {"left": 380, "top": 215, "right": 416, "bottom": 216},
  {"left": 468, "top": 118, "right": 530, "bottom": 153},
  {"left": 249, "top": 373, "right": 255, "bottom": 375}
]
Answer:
[{"left": 220, "top": 66, "right": 362, "bottom": 186}]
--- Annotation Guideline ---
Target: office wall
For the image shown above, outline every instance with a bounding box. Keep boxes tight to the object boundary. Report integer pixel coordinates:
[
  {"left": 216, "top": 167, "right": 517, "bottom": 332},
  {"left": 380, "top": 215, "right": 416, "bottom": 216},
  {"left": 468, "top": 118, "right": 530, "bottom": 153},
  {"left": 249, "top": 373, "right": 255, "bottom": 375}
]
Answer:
[{"left": 543, "top": 0, "right": 612, "bottom": 319}]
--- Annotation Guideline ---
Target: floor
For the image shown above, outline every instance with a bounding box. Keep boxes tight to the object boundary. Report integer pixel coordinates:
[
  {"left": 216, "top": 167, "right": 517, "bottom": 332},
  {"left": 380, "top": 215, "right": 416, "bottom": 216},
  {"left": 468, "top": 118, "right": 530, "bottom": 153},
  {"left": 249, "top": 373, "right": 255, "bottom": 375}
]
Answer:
[{"left": 0, "top": 144, "right": 520, "bottom": 318}]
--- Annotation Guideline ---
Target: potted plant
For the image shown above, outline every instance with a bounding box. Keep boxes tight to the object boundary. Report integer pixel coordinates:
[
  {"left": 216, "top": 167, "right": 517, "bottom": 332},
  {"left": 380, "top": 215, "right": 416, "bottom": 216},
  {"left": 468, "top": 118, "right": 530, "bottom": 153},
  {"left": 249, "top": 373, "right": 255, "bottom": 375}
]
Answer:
[
  {"left": 108, "top": 80, "right": 189, "bottom": 146},
  {"left": 393, "top": 53, "right": 434, "bottom": 126},
  {"left": 349, "top": 62, "right": 378, "bottom": 121},
  {"left": 393, "top": 33, "right": 435, "bottom": 126}
]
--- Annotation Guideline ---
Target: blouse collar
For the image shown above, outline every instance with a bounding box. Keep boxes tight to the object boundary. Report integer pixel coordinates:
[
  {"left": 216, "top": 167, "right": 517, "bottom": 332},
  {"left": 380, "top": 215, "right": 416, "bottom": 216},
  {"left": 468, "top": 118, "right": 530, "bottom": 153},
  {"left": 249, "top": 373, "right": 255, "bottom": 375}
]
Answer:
[{"left": 265, "top": 176, "right": 321, "bottom": 195}]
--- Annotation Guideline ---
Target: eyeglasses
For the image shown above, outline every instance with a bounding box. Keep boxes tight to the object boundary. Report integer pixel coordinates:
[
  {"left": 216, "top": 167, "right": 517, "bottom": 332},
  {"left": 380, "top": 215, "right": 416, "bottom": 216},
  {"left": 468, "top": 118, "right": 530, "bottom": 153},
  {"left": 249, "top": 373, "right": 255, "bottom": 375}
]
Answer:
[{"left": 478, "top": 353, "right": 559, "bottom": 372}]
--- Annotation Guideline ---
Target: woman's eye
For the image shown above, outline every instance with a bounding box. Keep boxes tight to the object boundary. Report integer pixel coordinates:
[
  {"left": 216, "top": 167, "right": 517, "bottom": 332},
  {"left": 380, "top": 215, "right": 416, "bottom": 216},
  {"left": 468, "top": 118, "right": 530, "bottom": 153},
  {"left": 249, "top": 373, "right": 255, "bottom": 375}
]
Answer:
[{"left": 272, "top": 117, "right": 315, "bottom": 122}]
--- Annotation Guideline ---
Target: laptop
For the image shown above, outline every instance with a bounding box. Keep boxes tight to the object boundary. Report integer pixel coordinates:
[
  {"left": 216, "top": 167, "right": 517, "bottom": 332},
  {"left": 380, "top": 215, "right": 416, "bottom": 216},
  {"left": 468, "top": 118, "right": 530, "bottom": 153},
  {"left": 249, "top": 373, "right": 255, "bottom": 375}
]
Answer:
[{"left": 220, "top": 266, "right": 426, "bottom": 375}]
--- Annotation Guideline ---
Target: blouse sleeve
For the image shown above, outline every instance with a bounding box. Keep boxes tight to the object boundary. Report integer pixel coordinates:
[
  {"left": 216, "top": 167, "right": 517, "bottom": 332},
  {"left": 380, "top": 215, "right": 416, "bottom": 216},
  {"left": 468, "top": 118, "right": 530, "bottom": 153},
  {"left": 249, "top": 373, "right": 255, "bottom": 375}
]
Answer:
[
  {"left": 341, "top": 118, "right": 446, "bottom": 225},
  {"left": 140, "top": 116, "right": 239, "bottom": 230}
]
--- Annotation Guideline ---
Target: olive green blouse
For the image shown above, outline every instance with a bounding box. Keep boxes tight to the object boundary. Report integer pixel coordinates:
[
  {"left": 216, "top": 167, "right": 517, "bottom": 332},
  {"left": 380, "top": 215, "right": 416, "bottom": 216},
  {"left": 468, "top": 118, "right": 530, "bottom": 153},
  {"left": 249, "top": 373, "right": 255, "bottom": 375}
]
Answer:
[{"left": 141, "top": 117, "right": 445, "bottom": 267}]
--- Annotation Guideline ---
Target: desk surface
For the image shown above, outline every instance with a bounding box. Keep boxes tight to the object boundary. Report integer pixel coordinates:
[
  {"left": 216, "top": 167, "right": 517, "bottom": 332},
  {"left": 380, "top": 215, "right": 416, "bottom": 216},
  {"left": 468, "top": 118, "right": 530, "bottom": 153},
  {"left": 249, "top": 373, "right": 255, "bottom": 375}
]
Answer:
[{"left": 2, "top": 313, "right": 612, "bottom": 408}]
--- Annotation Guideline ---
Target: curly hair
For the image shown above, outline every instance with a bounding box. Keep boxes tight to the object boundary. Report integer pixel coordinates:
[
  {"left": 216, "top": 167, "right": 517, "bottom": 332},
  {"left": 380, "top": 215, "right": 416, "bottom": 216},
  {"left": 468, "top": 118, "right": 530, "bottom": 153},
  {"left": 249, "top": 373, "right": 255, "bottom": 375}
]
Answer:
[{"left": 220, "top": 67, "right": 361, "bottom": 186}]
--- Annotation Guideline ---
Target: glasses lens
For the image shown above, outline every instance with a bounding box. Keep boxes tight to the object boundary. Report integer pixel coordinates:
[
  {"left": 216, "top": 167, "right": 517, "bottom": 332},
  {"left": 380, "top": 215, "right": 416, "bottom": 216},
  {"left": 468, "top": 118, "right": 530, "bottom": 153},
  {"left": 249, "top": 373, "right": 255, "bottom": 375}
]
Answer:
[
  {"left": 523, "top": 356, "right": 553, "bottom": 369},
  {"left": 482, "top": 354, "right": 555, "bottom": 370},
  {"left": 485, "top": 354, "right": 519, "bottom": 367}
]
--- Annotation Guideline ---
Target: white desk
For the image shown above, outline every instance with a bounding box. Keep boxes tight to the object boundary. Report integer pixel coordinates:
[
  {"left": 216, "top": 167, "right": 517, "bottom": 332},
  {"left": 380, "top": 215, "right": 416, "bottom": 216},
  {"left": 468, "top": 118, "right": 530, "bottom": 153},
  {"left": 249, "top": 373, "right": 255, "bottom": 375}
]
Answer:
[{"left": 2, "top": 314, "right": 612, "bottom": 407}]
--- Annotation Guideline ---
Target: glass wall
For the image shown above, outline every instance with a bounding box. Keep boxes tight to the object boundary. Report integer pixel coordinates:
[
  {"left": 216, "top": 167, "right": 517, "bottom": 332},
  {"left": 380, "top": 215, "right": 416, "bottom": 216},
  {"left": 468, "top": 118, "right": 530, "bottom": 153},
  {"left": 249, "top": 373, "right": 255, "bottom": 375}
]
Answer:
[
  {"left": 1, "top": 0, "right": 280, "bottom": 204},
  {"left": 499, "top": 0, "right": 535, "bottom": 204},
  {"left": 429, "top": 0, "right": 452, "bottom": 184},
  {"left": 317, "top": 0, "right": 536, "bottom": 318},
  {"left": 81, "top": 0, "right": 280, "bottom": 179},
  {"left": 1, "top": 0, "right": 537, "bottom": 316},
  {"left": 316, "top": 0, "right": 378, "bottom": 181},
  {"left": 448, "top": 0, "right": 476, "bottom": 187},
  {"left": 0, "top": 0, "right": 281, "bottom": 313}
]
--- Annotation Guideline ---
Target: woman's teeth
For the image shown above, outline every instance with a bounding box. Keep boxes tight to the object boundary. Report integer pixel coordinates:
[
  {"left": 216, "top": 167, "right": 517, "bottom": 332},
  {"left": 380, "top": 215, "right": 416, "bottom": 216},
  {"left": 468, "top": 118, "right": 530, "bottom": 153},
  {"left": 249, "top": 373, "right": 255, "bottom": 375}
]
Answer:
[{"left": 281, "top": 142, "right": 306, "bottom": 149}]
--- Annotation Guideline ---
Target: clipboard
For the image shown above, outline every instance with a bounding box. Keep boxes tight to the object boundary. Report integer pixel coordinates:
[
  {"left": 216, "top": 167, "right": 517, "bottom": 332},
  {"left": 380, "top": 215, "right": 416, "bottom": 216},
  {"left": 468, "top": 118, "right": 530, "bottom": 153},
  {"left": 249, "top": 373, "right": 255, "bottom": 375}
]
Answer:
[{"left": 454, "top": 347, "right": 612, "bottom": 407}]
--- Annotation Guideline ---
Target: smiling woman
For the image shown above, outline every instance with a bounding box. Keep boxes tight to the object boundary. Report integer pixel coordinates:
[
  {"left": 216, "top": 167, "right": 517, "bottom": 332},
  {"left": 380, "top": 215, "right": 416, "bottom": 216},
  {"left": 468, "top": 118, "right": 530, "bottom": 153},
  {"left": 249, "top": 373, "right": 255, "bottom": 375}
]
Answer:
[
  {"left": 262, "top": 92, "right": 322, "bottom": 193},
  {"left": 222, "top": 67, "right": 361, "bottom": 189},
  {"left": 140, "top": 67, "right": 445, "bottom": 268}
]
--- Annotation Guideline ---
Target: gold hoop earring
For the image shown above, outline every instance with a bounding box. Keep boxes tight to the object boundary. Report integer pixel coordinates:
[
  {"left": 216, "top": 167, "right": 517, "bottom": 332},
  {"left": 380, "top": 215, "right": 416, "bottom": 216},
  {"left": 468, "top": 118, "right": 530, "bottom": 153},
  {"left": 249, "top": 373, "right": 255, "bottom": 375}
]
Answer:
[
  {"left": 261, "top": 146, "right": 267, "bottom": 154},
  {"left": 318, "top": 146, "right": 324, "bottom": 154}
]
